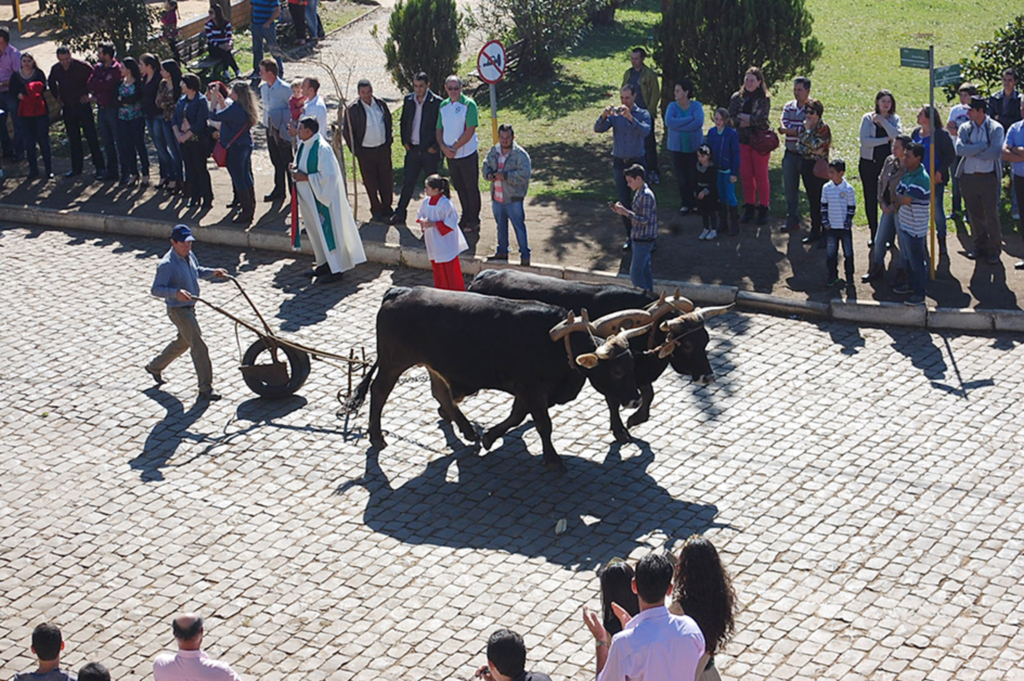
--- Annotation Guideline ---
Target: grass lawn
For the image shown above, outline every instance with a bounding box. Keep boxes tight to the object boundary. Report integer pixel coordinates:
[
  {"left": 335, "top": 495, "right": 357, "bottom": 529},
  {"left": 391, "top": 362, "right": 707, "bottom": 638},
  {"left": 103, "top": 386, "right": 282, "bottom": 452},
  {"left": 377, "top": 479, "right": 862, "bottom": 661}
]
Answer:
[{"left": 462, "top": 0, "right": 1014, "bottom": 224}]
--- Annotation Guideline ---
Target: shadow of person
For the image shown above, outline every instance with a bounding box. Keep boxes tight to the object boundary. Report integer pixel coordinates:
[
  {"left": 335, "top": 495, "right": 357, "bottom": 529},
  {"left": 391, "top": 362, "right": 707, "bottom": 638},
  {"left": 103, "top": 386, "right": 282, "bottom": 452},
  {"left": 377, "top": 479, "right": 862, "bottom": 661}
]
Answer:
[
  {"left": 272, "top": 262, "right": 384, "bottom": 331},
  {"left": 884, "top": 328, "right": 948, "bottom": 382},
  {"left": 131, "top": 388, "right": 211, "bottom": 482},
  {"left": 968, "top": 260, "right": 1019, "bottom": 310},
  {"left": 335, "top": 427, "right": 719, "bottom": 570},
  {"left": 823, "top": 320, "right": 865, "bottom": 356}
]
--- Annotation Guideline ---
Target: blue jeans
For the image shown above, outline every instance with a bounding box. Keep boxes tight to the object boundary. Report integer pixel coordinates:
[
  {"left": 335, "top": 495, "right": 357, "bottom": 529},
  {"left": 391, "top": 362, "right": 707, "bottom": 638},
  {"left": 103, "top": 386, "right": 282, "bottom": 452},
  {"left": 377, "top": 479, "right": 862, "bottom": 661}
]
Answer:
[
  {"left": 117, "top": 116, "right": 149, "bottom": 178},
  {"left": 950, "top": 157, "right": 963, "bottom": 213},
  {"left": 898, "top": 228, "right": 928, "bottom": 298},
  {"left": 933, "top": 182, "right": 947, "bottom": 239},
  {"left": 630, "top": 239, "right": 655, "bottom": 291},
  {"left": 226, "top": 143, "right": 254, "bottom": 189},
  {"left": 147, "top": 116, "right": 173, "bottom": 181},
  {"left": 161, "top": 118, "right": 184, "bottom": 181},
  {"left": 716, "top": 170, "right": 738, "bottom": 207},
  {"left": 305, "top": 0, "right": 322, "bottom": 37},
  {"left": 1011, "top": 172, "right": 1019, "bottom": 215},
  {"left": 96, "top": 106, "right": 119, "bottom": 177},
  {"left": 871, "top": 210, "right": 902, "bottom": 271},
  {"left": 782, "top": 150, "right": 803, "bottom": 221},
  {"left": 492, "top": 199, "right": 530, "bottom": 257},
  {"left": 251, "top": 22, "right": 283, "bottom": 75},
  {"left": 21, "top": 115, "right": 52, "bottom": 174},
  {"left": 0, "top": 90, "right": 23, "bottom": 158},
  {"left": 826, "top": 229, "right": 854, "bottom": 281}
]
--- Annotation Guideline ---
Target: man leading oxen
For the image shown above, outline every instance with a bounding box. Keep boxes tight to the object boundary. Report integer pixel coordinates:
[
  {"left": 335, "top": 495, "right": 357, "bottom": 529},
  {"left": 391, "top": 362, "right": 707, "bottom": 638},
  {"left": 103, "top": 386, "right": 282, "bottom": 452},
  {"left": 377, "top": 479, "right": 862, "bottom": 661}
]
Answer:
[
  {"left": 467, "top": 269, "right": 731, "bottom": 443},
  {"left": 346, "top": 286, "right": 655, "bottom": 471}
]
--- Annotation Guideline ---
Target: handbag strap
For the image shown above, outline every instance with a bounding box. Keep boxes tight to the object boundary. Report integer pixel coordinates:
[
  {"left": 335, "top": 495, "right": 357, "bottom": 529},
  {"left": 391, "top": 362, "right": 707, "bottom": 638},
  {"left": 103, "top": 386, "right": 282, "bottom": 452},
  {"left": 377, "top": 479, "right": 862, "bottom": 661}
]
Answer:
[{"left": 224, "top": 125, "right": 250, "bottom": 149}]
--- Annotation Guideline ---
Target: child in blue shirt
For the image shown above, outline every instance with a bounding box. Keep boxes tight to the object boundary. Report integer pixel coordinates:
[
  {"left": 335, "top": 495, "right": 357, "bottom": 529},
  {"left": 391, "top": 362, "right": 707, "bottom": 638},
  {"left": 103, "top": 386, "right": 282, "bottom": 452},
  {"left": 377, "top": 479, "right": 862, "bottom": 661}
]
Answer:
[{"left": 705, "top": 107, "right": 740, "bottom": 235}]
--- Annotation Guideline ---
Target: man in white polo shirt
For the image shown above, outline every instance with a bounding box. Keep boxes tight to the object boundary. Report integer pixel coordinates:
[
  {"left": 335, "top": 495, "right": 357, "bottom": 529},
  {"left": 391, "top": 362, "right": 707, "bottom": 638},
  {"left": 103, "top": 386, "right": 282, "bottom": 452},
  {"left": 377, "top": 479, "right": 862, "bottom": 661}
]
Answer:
[
  {"left": 436, "top": 74, "right": 481, "bottom": 231},
  {"left": 583, "top": 553, "right": 705, "bottom": 681}
]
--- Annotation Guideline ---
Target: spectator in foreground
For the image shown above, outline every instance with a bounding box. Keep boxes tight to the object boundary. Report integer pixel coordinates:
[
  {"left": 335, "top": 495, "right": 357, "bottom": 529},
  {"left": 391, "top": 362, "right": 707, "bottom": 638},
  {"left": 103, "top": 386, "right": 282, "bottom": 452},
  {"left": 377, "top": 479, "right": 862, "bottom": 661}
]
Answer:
[
  {"left": 13, "top": 623, "right": 74, "bottom": 681},
  {"left": 1002, "top": 97, "right": 1024, "bottom": 270},
  {"left": 209, "top": 81, "right": 258, "bottom": 225},
  {"left": 895, "top": 142, "right": 930, "bottom": 305},
  {"left": 595, "top": 83, "right": 652, "bottom": 250},
  {"left": 728, "top": 66, "right": 771, "bottom": 226},
  {"left": 778, "top": 76, "right": 811, "bottom": 232},
  {"left": 611, "top": 164, "right": 657, "bottom": 292},
  {"left": 153, "top": 613, "right": 243, "bottom": 681},
  {"left": 156, "top": 60, "right": 185, "bottom": 193},
  {"left": 946, "top": 83, "right": 978, "bottom": 218},
  {"left": 300, "top": 77, "right": 328, "bottom": 137},
  {"left": 173, "top": 74, "right": 213, "bottom": 208},
  {"left": 473, "top": 629, "right": 552, "bottom": 681},
  {"left": 989, "top": 68, "right": 1021, "bottom": 219},
  {"left": 0, "top": 26, "right": 24, "bottom": 162},
  {"left": 694, "top": 144, "right": 720, "bottom": 240},
  {"left": 11, "top": 52, "right": 52, "bottom": 179},
  {"left": 956, "top": 96, "right": 1005, "bottom": 265},
  {"left": 863, "top": 134, "right": 910, "bottom": 284},
  {"left": 664, "top": 77, "right": 704, "bottom": 215},
  {"left": 437, "top": 74, "right": 482, "bottom": 232},
  {"left": 87, "top": 43, "right": 122, "bottom": 181},
  {"left": 622, "top": 47, "right": 660, "bottom": 184},
  {"left": 483, "top": 124, "right": 532, "bottom": 266},
  {"left": 117, "top": 57, "right": 150, "bottom": 186},
  {"left": 392, "top": 71, "right": 442, "bottom": 226},
  {"left": 858, "top": 89, "right": 901, "bottom": 247},
  {"left": 77, "top": 663, "right": 108, "bottom": 681},
  {"left": 705, "top": 108, "right": 740, "bottom": 236},
  {"left": 343, "top": 79, "right": 394, "bottom": 222},
  {"left": 797, "top": 97, "right": 830, "bottom": 247},
  {"left": 820, "top": 158, "right": 856, "bottom": 288},
  {"left": 259, "top": 58, "right": 292, "bottom": 202},
  {"left": 583, "top": 552, "right": 705, "bottom": 681},
  {"left": 669, "top": 535, "right": 738, "bottom": 681},
  {"left": 597, "top": 559, "right": 640, "bottom": 638},
  {"left": 48, "top": 46, "right": 104, "bottom": 178}
]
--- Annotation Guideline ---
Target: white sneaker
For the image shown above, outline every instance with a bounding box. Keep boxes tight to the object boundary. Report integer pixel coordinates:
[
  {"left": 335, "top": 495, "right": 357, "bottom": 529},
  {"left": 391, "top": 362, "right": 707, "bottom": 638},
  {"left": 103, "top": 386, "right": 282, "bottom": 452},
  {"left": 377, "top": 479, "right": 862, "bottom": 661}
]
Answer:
[
  {"left": 706, "top": 229, "right": 718, "bottom": 240},
  {"left": 1014, "top": 212, "right": 1021, "bottom": 220},
  {"left": 698, "top": 228, "right": 709, "bottom": 240}
]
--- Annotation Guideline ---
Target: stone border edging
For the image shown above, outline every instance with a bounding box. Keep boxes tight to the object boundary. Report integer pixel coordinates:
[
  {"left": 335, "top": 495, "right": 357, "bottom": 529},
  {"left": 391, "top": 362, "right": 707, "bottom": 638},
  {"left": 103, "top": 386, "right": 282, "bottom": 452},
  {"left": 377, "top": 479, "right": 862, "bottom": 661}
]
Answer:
[{"left": 3, "top": 204, "right": 1023, "bottom": 334}]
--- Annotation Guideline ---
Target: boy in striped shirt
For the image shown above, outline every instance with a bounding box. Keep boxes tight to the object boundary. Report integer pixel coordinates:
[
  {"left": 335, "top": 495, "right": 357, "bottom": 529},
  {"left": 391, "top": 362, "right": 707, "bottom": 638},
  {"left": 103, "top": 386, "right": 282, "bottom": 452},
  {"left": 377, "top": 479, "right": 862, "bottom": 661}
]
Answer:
[
  {"left": 820, "top": 159, "right": 856, "bottom": 287},
  {"left": 894, "top": 142, "right": 930, "bottom": 304}
]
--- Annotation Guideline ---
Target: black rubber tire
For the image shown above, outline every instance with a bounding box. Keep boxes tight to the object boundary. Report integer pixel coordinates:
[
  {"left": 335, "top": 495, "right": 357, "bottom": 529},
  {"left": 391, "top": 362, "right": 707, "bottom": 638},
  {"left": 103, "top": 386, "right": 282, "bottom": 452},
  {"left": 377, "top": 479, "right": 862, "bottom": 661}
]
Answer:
[{"left": 241, "top": 339, "right": 311, "bottom": 398}]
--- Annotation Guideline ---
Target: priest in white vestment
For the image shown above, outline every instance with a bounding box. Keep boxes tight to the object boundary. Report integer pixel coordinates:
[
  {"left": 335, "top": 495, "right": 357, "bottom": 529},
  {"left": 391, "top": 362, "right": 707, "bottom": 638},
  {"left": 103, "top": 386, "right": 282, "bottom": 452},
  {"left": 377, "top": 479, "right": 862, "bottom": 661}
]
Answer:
[{"left": 291, "top": 117, "right": 367, "bottom": 277}]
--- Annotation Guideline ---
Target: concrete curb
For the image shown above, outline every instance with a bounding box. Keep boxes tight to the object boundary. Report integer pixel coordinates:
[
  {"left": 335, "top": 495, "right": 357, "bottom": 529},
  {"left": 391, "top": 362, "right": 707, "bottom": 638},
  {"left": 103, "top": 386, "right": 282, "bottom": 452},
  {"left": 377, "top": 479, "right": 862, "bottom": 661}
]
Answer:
[{"left": 3, "top": 203, "right": 1022, "bottom": 335}]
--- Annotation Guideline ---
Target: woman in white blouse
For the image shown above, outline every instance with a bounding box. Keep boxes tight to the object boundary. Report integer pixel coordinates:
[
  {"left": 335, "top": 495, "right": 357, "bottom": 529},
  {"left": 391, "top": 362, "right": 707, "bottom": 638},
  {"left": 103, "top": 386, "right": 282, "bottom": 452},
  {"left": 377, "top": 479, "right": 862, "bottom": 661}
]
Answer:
[{"left": 859, "top": 89, "right": 902, "bottom": 247}]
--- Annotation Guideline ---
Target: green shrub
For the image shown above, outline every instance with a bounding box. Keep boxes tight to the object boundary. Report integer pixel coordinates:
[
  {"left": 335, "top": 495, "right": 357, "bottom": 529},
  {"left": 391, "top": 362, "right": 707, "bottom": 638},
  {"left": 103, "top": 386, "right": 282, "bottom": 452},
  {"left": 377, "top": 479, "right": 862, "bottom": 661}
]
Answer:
[
  {"left": 43, "top": 0, "right": 155, "bottom": 59},
  {"left": 656, "top": 0, "right": 823, "bottom": 111},
  {"left": 378, "top": 0, "right": 463, "bottom": 93},
  {"left": 944, "top": 15, "right": 1024, "bottom": 100}
]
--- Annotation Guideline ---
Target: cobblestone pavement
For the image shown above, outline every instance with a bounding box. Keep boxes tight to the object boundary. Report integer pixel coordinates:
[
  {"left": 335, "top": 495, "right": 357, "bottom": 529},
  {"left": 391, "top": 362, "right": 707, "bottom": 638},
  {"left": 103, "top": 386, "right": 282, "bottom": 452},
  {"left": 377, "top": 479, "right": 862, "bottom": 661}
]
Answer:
[{"left": 1, "top": 225, "right": 1023, "bottom": 681}]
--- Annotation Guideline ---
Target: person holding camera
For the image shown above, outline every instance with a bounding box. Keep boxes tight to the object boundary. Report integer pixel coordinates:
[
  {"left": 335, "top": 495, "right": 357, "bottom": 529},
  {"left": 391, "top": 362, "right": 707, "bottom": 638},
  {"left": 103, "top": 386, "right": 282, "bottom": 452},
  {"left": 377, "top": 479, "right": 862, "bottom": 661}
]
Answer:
[{"left": 595, "top": 83, "right": 652, "bottom": 251}]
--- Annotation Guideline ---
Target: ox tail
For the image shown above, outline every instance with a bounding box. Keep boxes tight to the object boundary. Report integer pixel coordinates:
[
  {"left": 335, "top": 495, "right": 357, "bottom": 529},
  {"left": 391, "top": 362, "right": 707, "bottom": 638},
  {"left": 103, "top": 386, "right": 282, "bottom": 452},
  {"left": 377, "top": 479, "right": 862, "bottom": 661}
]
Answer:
[{"left": 342, "top": 360, "right": 379, "bottom": 414}]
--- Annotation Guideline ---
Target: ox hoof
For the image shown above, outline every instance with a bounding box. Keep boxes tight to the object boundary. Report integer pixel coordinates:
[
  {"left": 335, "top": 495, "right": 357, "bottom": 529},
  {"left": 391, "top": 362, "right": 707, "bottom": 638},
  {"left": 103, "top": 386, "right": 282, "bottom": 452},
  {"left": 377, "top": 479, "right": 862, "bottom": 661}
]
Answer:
[
  {"left": 437, "top": 407, "right": 453, "bottom": 423},
  {"left": 459, "top": 425, "right": 479, "bottom": 442},
  {"left": 626, "top": 413, "right": 649, "bottom": 429},
  {"left": 369, "top": 434, "right": 387, "bottom": 450},
  {"left": 544, "top": 457, "right": 567, "bottom": 473},
  {"left": 481, "top": 432, "right": 498, "bottom": 450},
  {"left": 612, "top": 428, "right": 632, "bottom": 444}
]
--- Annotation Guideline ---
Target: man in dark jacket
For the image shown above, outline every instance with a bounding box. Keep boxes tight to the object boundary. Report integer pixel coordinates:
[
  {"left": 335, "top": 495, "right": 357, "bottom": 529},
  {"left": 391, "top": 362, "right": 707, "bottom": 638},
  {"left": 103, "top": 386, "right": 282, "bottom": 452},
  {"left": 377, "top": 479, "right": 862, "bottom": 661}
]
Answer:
[
  {"left": 49, "top": 46, "right": 105, "bottom": 178},
  {"left": 989, "top": 68, "right": 1023, "bottom": 219},
  {"left": 343, "top": 79, "right": 394, "bottom": 221},
  {"left": 390, "top": 71, "right": 442, "bottom": 225},
  {"left": 86, "top": 43, "right": 122, "bottom": 181}
]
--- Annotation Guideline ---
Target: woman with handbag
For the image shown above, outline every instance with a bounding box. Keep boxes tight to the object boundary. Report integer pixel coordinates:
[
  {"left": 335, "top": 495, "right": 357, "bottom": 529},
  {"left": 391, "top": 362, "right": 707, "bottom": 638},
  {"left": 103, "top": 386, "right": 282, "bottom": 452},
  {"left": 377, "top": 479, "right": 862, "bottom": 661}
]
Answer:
[
  {"left": 10, "top": 52, "right": 52, "bottom": 180},
  {"left": 728, "top": 66, "right": 772, "bottom": 226},
  {"left": 858, "top": 90, "right": 901, "bottom": 248},
  {"left": 209, "top": 81, "right": 258, "bottom": 225},
  {"left": 797, "top": 98, "right": 831, "bottom": 246},
  {"left": 157, "top": 60, "right": 185, "bottom": 193},
  {"left": 173, "top": 73, "right": 213, "bottom": 209}
]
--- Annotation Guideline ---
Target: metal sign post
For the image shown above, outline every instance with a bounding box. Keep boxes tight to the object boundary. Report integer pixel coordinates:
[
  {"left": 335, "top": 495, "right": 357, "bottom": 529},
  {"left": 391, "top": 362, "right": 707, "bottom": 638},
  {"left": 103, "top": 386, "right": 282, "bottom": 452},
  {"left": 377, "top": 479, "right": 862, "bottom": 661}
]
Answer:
[
  {"left": 900, "top": 45, "right": 939, "bottom": 280},
  {"left": 477, "top": 40, "right": 506, "bottom": 146}
]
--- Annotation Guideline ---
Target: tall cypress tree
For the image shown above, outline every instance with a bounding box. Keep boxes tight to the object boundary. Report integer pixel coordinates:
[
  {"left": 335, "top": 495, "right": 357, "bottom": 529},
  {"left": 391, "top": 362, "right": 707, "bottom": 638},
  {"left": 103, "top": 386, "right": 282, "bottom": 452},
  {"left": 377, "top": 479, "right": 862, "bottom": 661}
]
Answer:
[{"left": 380, "top": 0, "right": 463, "bottom": 93}]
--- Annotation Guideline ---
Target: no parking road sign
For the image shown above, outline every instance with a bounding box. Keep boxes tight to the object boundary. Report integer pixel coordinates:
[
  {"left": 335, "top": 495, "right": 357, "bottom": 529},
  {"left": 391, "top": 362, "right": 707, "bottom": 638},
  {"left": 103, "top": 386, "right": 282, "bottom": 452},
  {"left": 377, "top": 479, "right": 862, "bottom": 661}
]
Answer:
[{"left": 477, "top": 41, "right": 507, "bottom": 84}]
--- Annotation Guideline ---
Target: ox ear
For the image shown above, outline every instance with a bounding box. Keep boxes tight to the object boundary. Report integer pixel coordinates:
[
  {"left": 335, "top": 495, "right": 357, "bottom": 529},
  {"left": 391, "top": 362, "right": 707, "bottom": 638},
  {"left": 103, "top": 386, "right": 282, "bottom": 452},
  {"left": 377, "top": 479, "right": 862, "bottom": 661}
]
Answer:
[
  {"left": 659, "top": 320, "right": 671, "bottom": 333},
  {"left": 575, "top": 353, "right": 600, "bottom": 369}
]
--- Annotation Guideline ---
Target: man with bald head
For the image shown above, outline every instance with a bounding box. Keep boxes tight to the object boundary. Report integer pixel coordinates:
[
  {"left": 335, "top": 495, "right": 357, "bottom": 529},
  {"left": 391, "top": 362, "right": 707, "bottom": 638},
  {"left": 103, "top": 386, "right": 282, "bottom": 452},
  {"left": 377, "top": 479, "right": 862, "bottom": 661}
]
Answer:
[{"left": 153, "top": 614, "right": 243, "bottom": 681}]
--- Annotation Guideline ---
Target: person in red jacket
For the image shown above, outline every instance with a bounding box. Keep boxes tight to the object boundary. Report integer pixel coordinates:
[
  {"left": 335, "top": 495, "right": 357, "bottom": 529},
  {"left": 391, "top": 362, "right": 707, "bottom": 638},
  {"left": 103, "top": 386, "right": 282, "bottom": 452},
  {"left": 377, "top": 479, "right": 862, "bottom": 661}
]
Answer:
[{"left": 10, "top": 52, "right": 52, "bottom": 179}]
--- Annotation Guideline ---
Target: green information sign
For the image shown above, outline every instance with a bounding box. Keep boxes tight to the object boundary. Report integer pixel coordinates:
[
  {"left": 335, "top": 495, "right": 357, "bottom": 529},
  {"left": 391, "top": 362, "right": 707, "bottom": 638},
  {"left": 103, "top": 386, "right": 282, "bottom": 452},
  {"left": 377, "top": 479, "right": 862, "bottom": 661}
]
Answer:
[
  {"left": 934, "top": 63, "right": 962, "bottom": 87},
  {"left": 900, "top": 47, "right": 930, "bottom": 69}
]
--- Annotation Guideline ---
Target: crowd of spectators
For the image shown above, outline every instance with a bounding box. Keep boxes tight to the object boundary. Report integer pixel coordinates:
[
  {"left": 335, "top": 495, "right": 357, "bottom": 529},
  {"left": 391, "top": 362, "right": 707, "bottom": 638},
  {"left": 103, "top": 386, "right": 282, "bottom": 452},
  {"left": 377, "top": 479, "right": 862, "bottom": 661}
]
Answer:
[{"left": 11, "top": 536, "right": 736, "bottom": 681}]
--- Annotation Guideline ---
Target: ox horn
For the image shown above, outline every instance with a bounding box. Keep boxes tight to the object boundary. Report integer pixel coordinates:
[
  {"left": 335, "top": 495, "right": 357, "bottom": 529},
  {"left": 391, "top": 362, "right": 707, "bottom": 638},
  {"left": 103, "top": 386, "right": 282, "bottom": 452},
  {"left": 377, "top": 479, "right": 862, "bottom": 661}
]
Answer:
[
  {"left": 694, "top": 304, "right": 735, "bottom": 321},
  {"left": 592, "top": 309, "right": 654, "bottom": 337},
  {"left": 549, "top": 308, "right": 597, "bottom": 341},
  {"left": 646, "top": 294, "right": 695, "bottom": 323},
  {"left": 618, "top": 323, "right": 654, "bottom": 341}
]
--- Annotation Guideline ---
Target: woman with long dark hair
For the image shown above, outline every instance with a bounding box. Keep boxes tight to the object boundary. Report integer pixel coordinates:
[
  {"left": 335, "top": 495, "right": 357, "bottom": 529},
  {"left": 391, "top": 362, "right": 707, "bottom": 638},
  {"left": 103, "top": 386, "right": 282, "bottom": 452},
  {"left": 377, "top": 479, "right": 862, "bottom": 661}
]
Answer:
[
  {"left": 858, "top": 90, "right": 901, "bottom": 247},
  {"left": 117, "top": 57, "right": 150, "bottom": 185},
  {"left": 797, "top": 98, "right": 831, "bottom": 245},
  {"left": 140, "top": 54, "right": 172, "bottom": 187},
  {"left": 209, "top": 80, "right": 259, "bottom": 224},
  {"left": 173, "top": 73, "right": 213, "bottom": 208},
  {"left": 10, "top": 52, "right": 51, "bottom": 179},
  {"left": 728, "top": 66, "right": 772, "bottom": 226},
  {"left": 597, "top": 560, "right": 641, "bottom": 638},
  {"left": 205, "top": 4, "right": 241, "bottom": 78},
  {"left": 912, "top": 104, "right": 955, "bottom": 255},
  {"left": 670, "top": 536, "right": 737, "bottom": 681},
  {"left": 157, "top": 60, "right": 185, "bottom": 192}
]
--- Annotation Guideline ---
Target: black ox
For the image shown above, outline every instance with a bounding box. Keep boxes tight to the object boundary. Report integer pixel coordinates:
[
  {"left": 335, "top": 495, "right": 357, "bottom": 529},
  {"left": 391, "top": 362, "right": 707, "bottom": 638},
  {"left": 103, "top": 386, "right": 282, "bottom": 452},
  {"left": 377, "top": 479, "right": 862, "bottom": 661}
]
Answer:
[
  {"left": 467, "top": 269, "right": 732, "bottom": 442},
  {"left": 346, "top": 286, "right": 655, "bottom": 471}
]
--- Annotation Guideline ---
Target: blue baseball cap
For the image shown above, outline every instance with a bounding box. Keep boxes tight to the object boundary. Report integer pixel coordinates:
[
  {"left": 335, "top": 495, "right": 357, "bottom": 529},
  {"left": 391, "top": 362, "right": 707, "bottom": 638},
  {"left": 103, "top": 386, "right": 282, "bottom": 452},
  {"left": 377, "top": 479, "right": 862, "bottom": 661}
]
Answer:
[{"left": 171, "top": 224, "right": 196, "bottom": 242}]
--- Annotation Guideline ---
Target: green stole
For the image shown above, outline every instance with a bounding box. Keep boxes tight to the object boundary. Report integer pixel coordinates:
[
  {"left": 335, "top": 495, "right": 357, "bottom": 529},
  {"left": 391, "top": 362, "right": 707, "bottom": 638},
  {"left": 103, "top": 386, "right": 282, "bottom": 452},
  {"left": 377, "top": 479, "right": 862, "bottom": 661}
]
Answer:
[{"left": 297, "top": 139, "right": 337, "bottom": 251}]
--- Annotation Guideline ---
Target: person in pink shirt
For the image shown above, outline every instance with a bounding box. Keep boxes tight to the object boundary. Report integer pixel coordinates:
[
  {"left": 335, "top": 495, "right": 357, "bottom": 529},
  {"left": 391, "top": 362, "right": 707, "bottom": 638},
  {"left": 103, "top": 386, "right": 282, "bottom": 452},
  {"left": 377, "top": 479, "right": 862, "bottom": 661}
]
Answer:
[{"left": 153, "top": 614, "right": 244, "bottom": 681}]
